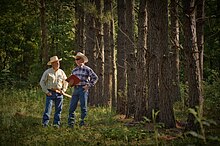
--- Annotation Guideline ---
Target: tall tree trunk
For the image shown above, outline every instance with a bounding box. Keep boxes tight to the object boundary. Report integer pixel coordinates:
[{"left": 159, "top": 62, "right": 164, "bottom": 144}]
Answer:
[
  {"left": 196, "top": 0, "right": 205, "bottom": 81},
  {"left": 126, "top": 0, "right": 136, "bottom": 118},
  {"left": 75, "top": 0, "right": 85, "bottom": 52},
  {"left": 50, "top": 1, "right": 60, "bottom": 56},
  {"left": 85, "top": 1, "right": 97, "bottom": 106},
  {"left": 196, "top": 0, "right": 205, "bottom": 114},
  {"left": 170, "top": 0, "right": 180, "bottom": 102},
  {"left": 104, "top": 0, "right": 112, "bottom": 106},
  {"left": 110, "top": 3, "right": 117, "bottom": 110},
  {"left": 95, "top": 0, "right": 105, "bottom": 106},
  {"left": 147, "top": 0, "right": 159, "bottom": 120},
  {"left": 157, "top": 0, "right": 176, "bottom": 128},
  {"left": 40, "top": 0, "right": 48, "bottom": 68},
  {"left": 218, "top": 0, "right": 220, "bottom": 71},
  {"left": 182, "top": 0, "right": 203, "bottom": 131},
  {"left": 116, "top": 0, "right": 127, "bottom": 114},
  {"left": 134, "top": 0, "right": 147, "bottom": 121}
]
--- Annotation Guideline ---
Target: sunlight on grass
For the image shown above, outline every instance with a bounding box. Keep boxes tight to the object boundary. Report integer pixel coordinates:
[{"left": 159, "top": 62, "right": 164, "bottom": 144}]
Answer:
[
  {"left": 1, "top": 88, "right": 220, "bottom": 145},
  {"left": 0, "top": 88, "right": 154, "bottom": 145}
]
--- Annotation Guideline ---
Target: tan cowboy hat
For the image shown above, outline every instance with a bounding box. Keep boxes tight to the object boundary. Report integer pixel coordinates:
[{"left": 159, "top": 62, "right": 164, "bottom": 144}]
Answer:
[
  {"left": 73, "top": 52, "right": 88, "bottom": 63},
  {"left": 47, "top": 56, "right": 62, "bottom": 65}
]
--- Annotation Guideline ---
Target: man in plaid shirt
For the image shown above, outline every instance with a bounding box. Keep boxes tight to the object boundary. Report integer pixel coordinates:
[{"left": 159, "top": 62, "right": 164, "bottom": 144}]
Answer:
[{"left": 68, "top": 52, "right": 98, "bottom": 128}]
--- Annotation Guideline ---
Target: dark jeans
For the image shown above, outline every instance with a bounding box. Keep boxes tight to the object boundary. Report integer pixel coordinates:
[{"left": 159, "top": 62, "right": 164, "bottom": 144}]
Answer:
[{"left": 68, "top": 86, "right": 88, "bottom": 126}]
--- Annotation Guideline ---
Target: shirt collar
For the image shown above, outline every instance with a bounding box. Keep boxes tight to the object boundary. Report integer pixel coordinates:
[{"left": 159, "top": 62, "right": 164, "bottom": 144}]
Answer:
[{"left": 78, "top": 63, "right": 85, "bottom": 68}]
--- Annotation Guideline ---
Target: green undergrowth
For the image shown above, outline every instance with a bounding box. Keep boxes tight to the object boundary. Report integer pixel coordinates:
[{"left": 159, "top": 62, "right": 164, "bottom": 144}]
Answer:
[{"left": 0, "top": 88, "right": 220, "bottom": 145}]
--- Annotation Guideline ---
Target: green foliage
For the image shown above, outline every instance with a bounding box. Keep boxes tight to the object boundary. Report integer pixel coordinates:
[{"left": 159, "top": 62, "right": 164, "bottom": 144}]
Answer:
[
  {"left": 0, "top": 0, "right": 75, "bottom": 89},
  {"left": 204, "top": 78, "right": 220, "bottom": 119},
  {"left": 179, "top": 83, "right": 189, "bottom": 109},
  {"left": 203, "top": 68, "right": 219, "bottom": 83},
  {"left": 28, "top": 63, "right": 44, "bottom": 87},
  {"left": 185, "top": 106, "right": 218, "bottom": 144},
  {"left": 204, "top": 0, "right": 220, "bottom": 79},
  {"left": 152, "top": 110, "right": 161, "bottom": 146}
]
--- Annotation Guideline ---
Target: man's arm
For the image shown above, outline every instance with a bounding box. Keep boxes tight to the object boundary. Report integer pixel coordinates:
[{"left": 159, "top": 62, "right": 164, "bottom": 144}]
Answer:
[
  {"left": 39, "top": 70, "right": 50, "bottom": 94},
  {"left": 88, "top": 68, "right": 98, "bottom": 87},
  {"left": 62, "top": 70, "right": 68, "bottom": 92}
]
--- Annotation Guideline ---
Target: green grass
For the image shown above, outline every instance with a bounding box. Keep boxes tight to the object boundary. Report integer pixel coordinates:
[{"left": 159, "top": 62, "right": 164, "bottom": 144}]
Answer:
[{"left": 0, "top": 88, "right": 220, "bottom": 146}]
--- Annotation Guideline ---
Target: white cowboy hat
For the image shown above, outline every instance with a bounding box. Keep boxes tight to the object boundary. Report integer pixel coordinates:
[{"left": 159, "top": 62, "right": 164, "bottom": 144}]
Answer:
[
  {"left": 47, "top": 56, "right": 62, "bottom": 65},
  {"left": 73, "top": 52, "right": 88, "bottom": 63}
]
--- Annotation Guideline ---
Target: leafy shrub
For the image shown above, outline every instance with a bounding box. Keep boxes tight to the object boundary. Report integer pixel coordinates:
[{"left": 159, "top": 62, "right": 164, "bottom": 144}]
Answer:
[{"left": 204, "top": 78, "right": 220, "bottom": 120}]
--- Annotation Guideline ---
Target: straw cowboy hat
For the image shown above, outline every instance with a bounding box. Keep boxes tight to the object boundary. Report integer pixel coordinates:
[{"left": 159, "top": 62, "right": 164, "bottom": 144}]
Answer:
[
  {"left": 73, "top": 52, "right": 88, "bottom": 63},
  {"left": 47, "top": 56, "right": 62, "bottom": 65}
]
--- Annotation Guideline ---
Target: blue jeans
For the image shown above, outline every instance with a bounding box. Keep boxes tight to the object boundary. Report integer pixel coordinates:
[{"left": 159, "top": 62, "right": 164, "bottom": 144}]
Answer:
[
  {"left": 68, "top": 86, "right": 88, "bottom": 126},
  {"left": 42, "top": 90, "right": 63, "bottom": 126}
]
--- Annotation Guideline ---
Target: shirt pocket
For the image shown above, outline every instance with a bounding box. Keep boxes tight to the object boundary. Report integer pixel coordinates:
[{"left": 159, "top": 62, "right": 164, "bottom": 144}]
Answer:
[
  {"left": 48, "top": 73, "right": 55, "bottom": 83},
  {"left": 57, "top": 75, "right": 63, "bottom": 88}
]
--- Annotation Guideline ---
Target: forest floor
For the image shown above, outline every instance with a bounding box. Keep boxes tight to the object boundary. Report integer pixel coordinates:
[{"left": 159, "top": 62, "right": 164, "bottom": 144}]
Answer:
[{"left": 0, "top": 88, "right": 220, "bottom": 145}]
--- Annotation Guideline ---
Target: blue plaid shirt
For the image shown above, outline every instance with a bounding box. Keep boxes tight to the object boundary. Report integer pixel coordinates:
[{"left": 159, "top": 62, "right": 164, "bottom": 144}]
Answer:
[{"left": 72, "top": 65, "right": 98, "bottom": 87}]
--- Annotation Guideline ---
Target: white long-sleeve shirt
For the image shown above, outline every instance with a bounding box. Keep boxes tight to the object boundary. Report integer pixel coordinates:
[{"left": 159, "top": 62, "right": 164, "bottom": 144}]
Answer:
[{"left": 40, "top": 68, "right": 68, "bottom": 94}]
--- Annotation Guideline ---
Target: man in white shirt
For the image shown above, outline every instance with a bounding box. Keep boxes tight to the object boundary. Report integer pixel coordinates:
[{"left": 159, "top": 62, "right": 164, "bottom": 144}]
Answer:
[{"left": 40, "top": 56, "right": 68, "bottom": 127}]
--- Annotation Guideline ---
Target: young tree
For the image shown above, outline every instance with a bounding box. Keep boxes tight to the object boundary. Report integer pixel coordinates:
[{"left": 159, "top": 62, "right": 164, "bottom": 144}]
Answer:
[
  {"left": 182, "top": 0, "right": 203, "bottom": 131},
  {"left": 135, "top": 0, "right": 148, "bottom": 121}
]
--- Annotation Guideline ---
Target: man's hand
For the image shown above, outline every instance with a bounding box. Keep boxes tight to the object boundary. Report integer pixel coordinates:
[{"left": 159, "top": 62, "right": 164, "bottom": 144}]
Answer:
[
  {"left": 55, "top": 89, "right": 72, "bottom": 98},
  {"left": 60, "top": 90, "right": 65, "bottom": 95},
  {"left": 54, "top": 89, "right": 64, "bottom": 95},
  {"left": 46, "top": 92, "right": 52, "bottom": 96}
]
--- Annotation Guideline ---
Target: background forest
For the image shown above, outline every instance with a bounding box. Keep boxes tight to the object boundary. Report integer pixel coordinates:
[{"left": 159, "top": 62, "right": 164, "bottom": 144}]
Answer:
[{"left": 0, "top": 0, "right": 220, "bottom": 145}]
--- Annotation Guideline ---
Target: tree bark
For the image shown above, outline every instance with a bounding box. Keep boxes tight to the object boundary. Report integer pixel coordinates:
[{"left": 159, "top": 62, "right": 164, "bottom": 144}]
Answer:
[
  {"left": 170, "top": 0, "right": 181, "bottom": 102},
  {"left": 75, "top": 0, "right": 85, "bottom": 52},
  {"left": 126, "top": 0, "right": 136, "bottom": 118},
  {"left": 95, "top": 0, "right": 105, "bottom": 106},
  {"left": 196, "top": 0, "right": 205, "bottom": 114},
  {"left": 135, "top": 0, "right": 147, "bottom": 121},
  {"left": 155, "top": 0, "right": 176, "bottom": 128},
  {"left": 182, "top": 0, "right": 203, "bottom": 131},
  {"left": 110, "top": 3, "right": 117, "bottom": 110},
  {"left": 85, "top": 0, "right": 97, "bottom": 106},
  {"left": 116, "top": 0, "right": 127, "bottom": 114},
  {"left": 196, "top": 0, "right": 205, "bottom": 81},
  {"left": 104, "top": 0, "right": 112, "bottom": 106},
  {"left": 146, "top": 0, "right": 159, "bottom": 120}
]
